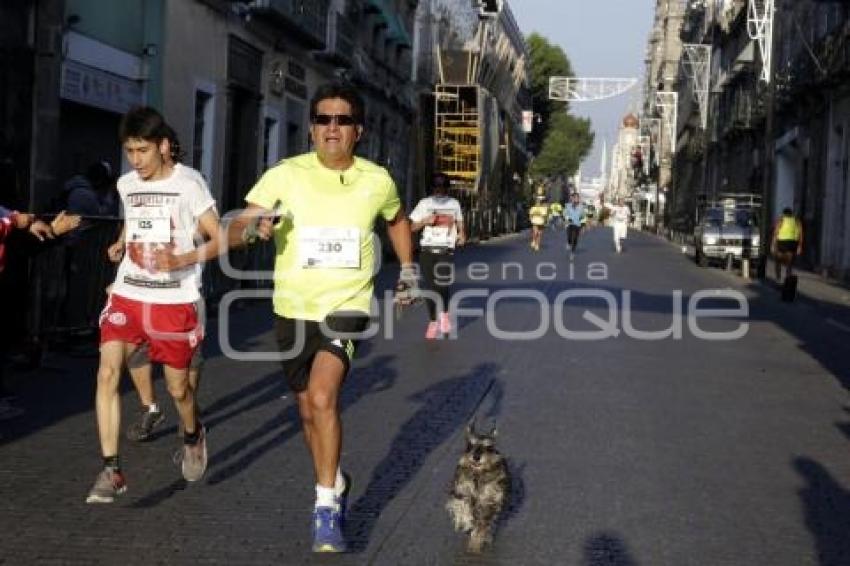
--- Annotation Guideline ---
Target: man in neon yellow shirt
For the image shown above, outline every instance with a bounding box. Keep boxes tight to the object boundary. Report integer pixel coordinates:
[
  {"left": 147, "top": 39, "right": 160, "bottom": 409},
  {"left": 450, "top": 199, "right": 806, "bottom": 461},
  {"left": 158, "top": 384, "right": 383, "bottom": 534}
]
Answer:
[
  {"left": 528, "top": 191, "right": 549, "bottom": 251},
  {"left": 227, "top": 83, "right": 415, "bottom": 553},
  {"left": 771, "top": 207, "right": 803, "bottom": 282}
]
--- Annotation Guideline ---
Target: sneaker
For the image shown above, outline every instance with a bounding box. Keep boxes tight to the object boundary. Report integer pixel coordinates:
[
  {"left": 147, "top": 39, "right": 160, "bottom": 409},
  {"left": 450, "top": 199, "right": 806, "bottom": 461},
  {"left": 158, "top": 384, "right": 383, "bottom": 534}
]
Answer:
[
  {"left": 181, "top": 426, "right": 208, "bottom": 482},
  {"left": 439, "top": 312, "right": 452, "bottom": 335},
  {"left": 312, "top": 506, "right": 347, "bottom": 553},
  {"left": 126, "top": 406, "right": 166, "bottom": 442},
  {"left": 85, "top": 468, "right": 127, "bottom": 504},
  {"left": 335, "top": 472, "right": 352, "bottom": 524},
  {"left": 425, "top": 321, "right": 439, "bottom": 340}
]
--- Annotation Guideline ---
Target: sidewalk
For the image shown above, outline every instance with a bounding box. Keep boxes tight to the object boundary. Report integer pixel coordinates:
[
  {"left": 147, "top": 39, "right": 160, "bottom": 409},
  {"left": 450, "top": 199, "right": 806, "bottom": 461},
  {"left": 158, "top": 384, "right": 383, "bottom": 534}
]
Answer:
[
  {"left": 659, "top": 230, "right": 850, "bottom": 309},
  {"left": 763, "top": 257, "right": 850, "bottom": 308}
]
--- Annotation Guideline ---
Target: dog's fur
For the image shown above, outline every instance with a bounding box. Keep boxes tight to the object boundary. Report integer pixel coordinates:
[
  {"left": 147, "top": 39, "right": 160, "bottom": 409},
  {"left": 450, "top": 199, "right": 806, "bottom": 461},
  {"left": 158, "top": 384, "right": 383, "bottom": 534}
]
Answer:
[{"left": 446, "top": 421, "right": 510, "bottom": 553}]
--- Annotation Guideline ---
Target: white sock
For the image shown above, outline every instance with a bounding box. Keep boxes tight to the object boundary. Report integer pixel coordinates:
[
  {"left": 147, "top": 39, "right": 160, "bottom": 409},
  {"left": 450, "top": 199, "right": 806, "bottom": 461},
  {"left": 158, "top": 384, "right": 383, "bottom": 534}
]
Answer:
[
  {"left": 315, "top": 485, "right": 337, "bottom": 510},
  {"left": 334, "top": 467, "right": 345, "bottom": 496},
  {"left": 148, "top": 402, "right": 159, "bottom": 413}
]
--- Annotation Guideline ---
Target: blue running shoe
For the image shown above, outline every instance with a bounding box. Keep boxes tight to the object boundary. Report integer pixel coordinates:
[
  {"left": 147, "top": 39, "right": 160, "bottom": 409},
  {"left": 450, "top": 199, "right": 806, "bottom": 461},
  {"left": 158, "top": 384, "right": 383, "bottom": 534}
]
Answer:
[
  {"left": 312, "top": 506, "right": 347, "bottom": 553},
  {"left": 335, "top": 472, "right": 352, "bottom": 525}
]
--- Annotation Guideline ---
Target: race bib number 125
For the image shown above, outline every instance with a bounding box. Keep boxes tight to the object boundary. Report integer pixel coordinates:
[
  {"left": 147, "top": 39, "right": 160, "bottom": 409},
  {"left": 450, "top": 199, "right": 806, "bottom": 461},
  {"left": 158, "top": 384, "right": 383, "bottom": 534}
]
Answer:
[{"left": 127, "top": 207, "right": 171, "bottom": 243}]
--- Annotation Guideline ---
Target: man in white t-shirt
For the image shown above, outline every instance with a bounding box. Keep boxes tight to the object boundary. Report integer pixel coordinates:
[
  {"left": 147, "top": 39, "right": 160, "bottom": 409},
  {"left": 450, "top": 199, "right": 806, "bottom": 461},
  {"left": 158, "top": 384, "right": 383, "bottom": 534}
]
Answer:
[
  {"left": 409, "top": 172, "right": 466, "bottom": 339},
  {"left": 608, "top": 197, "right": 631, "bottom": 253},
  {"left": 86, "top": 107, "right": 223, "bottom": 504},
  {"left": 122, "top": 128, "right": 211, "bottom": 444}
]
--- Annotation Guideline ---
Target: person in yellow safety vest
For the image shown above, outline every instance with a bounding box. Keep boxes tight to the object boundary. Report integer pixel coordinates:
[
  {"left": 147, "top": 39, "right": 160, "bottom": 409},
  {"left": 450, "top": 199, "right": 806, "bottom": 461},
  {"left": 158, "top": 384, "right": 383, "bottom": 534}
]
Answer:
[
  {"left": 771, "top": 207, "right": 803, "bottom": 282},
  {"left": 528, "top": 191, "right": 549, "bottom": 251},
  {"left": 548, "top": 201, "right": 564, "bottom": 229}
]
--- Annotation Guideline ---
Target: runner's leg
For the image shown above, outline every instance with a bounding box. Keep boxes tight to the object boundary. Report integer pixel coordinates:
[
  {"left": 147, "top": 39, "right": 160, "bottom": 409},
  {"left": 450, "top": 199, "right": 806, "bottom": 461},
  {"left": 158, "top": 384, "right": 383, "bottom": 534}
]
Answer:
[
  {"left": 95, "top": 341, "right": 130, "bottom": 457},
  {"left": 162, "top": 364, "right": 196, "bottom": 434},
  {"left": 297, "top": 351, "right": 345, "bottom": 489},
  {"left": 419, "top": 250, "right": 438, "bottom": 321},
  {"left": 128, "top": 359, "right": 156, "bottom": 407}
]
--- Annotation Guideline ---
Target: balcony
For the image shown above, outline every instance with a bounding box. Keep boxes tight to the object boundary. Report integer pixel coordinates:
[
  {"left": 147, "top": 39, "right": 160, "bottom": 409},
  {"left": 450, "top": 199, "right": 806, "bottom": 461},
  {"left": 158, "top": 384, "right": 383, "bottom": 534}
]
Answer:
[
  {"left": 250, "top": 0, "right": 329, "bottom": 49},
  {"left": 315, "top": 10, "right": 355, "bottom": 67}
]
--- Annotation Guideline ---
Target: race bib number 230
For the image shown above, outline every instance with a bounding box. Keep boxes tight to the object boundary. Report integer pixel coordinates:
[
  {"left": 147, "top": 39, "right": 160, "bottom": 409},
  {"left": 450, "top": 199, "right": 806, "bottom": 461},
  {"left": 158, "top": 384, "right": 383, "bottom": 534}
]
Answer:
[{"left": 298, "top": 226, "right": 361, "bottom": 268}]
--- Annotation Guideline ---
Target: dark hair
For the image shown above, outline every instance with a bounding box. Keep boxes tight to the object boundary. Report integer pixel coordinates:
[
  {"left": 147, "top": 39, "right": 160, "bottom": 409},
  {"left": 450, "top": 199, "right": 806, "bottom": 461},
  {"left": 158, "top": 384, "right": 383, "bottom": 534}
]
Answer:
[
  {"left": 119, "top": 106, "right": 170, "bottom": 143},
  {"left": 163, "top": 124, "right": 184, "bottom": 164},
  {"left": 432, "top": 172, "right": 449, "bottom": 189},
  {"left": 782, "top": 207, "right": 793, "bottom": 216},
  {"left": 309, "top": 82, "right": 365, "bottom": 125}
]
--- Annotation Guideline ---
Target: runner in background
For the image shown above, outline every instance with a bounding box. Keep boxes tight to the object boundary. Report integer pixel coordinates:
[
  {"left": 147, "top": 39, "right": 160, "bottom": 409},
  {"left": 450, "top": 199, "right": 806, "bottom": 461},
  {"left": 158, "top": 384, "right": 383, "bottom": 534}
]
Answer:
[{"left": 409, "top": 172, "right": 466, "bottom": 339}]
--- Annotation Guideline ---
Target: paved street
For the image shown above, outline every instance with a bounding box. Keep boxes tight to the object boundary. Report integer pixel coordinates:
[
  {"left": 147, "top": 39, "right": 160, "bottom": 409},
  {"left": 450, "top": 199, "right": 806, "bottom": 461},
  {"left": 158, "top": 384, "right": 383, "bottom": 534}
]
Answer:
[{"left": 2, "top": 226, "right": 850, "bottom": 565}]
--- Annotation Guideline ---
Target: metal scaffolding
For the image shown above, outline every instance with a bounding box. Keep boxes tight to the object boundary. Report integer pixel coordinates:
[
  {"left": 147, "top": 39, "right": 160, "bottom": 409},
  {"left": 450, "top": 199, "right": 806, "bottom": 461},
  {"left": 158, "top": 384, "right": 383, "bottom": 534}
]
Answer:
[{"left": 434, "top": 84, "right": 480, "bottom": 185}]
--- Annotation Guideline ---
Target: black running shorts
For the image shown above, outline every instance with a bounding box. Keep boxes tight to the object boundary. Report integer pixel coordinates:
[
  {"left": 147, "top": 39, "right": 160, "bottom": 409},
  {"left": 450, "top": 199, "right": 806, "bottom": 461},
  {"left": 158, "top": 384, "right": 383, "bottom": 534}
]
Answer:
[
  {"left": 776, "top": 240, "right": 798, "bottom": 254},
  {"left": 274, "top": 312, "right": 370, "bottom": 393}
]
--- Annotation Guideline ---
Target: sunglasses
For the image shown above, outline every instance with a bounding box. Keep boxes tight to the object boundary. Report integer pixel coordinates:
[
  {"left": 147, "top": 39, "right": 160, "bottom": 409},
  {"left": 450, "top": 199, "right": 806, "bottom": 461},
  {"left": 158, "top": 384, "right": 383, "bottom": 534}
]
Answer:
[{"left": 311, "top": 114, "right": 357, "bottom": 126}]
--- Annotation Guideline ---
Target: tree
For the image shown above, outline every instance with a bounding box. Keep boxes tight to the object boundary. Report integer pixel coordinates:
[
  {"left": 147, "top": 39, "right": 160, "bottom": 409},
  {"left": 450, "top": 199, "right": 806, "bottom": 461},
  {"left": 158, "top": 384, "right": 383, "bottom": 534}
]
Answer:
[
  {"left": 526, "top": 33, "right": 574, "bottom": 154},
  {"left": 525, "top": 33, "right": 594, "bottom": 179},
  {"left": 530, "top": 112, "right": 594, "bottom": 179}
]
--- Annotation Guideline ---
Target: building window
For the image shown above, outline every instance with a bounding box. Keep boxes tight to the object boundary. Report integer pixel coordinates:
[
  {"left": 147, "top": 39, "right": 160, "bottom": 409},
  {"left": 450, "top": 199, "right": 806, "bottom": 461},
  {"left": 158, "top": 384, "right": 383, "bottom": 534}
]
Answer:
[
  {"left": 286, "top": 98, "right": 305, "bottom": 157},
  {"left": 192, "top": 88, "right": 215, "bottom": 181},
  {"left": 263, "top": 113, "right": 280, "bottom": 170}
]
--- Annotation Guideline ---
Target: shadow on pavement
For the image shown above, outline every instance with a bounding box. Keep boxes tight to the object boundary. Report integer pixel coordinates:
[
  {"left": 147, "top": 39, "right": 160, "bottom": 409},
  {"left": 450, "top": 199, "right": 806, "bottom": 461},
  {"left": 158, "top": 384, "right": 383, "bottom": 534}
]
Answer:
[
  {"left": 347, "top": 362, "right": 502, "bottom": 553},
  {"left": 145, "top": 370, "right": 284, "bottom": 442},
  {"left": 793, "top": 456, "right": 850, "bottom": 566},
  {"left": 0, "top": 300, "right": 277, "bottom": 446},
  {"left": 582, "top": 531, "right": 639, "bottom": 566},
  {"left": 131, "top": 354, "right": 398, "bottom": 508}
]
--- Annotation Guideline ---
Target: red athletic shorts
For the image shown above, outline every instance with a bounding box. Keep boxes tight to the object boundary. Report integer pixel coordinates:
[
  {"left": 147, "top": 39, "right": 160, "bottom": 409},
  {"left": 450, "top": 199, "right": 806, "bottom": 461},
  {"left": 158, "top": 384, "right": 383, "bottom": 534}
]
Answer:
[{"left": 99, "top": 294, "right": 202, "bottom": 369}]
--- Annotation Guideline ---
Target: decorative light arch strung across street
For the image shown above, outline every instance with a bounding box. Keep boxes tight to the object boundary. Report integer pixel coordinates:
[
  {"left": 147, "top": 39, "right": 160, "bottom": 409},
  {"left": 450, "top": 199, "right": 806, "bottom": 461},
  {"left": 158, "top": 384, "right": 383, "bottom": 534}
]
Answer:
[
  {"left": 681, "top": 44, "right": 711, "bottom": 129},
  {"left": 655, "top": 91, "right": 679, "bottom": 155},
  {"left": 548, "top": 77, "right": 639, "bottom": 103},
  {"left": 747, "top": 0, "right": 775, "bottom": 84}
]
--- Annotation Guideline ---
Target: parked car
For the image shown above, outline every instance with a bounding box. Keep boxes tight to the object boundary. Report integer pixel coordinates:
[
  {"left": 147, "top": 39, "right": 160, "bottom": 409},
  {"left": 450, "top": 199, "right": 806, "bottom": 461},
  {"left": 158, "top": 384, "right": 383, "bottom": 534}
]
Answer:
[{"left": 694, "top": 194, "right": 761, "bottom": 269}]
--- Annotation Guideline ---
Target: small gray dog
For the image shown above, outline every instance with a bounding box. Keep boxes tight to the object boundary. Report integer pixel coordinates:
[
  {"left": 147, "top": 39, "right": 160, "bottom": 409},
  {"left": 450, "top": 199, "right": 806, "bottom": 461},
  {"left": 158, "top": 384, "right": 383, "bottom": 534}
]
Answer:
[{"left": 446, "top": 421, "right": 510, "bottom": 553}]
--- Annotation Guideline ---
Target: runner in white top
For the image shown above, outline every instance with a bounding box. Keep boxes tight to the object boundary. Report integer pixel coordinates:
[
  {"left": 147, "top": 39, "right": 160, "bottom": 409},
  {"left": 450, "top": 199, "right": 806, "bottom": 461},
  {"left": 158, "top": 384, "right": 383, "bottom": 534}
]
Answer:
[
  {"left": 608, "top": 197, "right": 631, "bottom": 253},
  {"left": 409, "top": 172, "right": 466, "bottom": 339},
  {"left": 122, "top": 127, "right": 212, "bottom": 443},
  {"left": 111, "top": 163, "right": 213, "bottom": 303},
  {"left": 87, "top": 107, "right": 222, "bottom": 504}
]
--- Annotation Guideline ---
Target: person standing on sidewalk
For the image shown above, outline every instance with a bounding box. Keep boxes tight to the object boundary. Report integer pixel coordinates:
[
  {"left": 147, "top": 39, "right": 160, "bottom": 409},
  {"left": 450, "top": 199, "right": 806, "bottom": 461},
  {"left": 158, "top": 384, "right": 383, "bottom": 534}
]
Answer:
[
  {"left": 771, "top": 207, "right": 803, "bottom": 283},
  {"left": 409, "top": 172, "right": 466, "bottom": 340},
  {"left": 563, "top": 192, "right": 586, "bottom": 254},
  {"left": 225, "top": 82, "right": 416, "bottom": 553},
  {"left": 86, "top": 106, "right": 222, "bottom": 503}
]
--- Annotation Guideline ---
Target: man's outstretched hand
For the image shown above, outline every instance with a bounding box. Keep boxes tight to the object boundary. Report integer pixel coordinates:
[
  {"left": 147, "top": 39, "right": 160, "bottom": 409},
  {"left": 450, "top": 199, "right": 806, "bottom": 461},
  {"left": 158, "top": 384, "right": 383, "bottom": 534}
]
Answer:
[{"left": 394, "top": 263, "right": 421, "bottom": 307}]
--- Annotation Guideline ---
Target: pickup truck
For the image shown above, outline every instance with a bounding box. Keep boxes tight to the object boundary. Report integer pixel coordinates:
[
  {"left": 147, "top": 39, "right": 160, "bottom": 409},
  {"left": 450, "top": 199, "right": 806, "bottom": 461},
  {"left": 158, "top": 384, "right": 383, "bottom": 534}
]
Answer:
[{"left": 693, "top": 197, "right": 761, "bottom": 268}]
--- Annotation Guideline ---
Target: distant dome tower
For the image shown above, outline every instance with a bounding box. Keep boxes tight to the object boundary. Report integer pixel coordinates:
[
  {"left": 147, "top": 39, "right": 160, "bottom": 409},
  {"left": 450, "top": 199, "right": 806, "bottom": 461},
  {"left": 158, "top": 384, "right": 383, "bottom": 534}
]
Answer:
[{"left": 622, "top": 113, "right": 639, "bottom": 129}]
